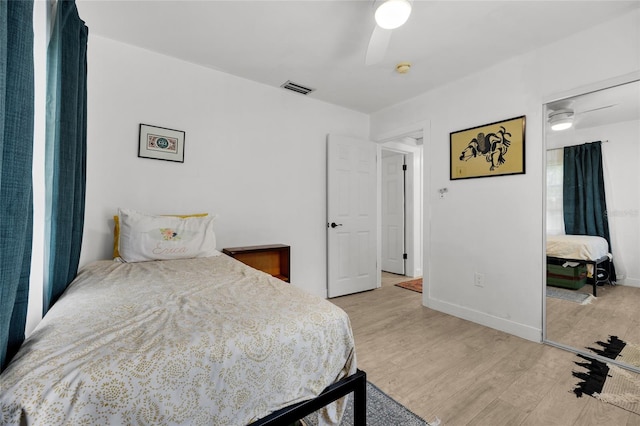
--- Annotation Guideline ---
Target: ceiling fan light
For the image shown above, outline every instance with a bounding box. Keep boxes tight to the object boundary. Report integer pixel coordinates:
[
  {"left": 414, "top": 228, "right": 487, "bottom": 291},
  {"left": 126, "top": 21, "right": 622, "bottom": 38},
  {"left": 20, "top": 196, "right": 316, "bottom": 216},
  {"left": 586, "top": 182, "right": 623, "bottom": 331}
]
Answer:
[
  {"left": 551, "top": 120, "right": 573, "bottom": 131},
  {"left": 375, "top": 0, "right": 412, "bottom": 30},
  {"left": 548, "top": 109, "right": 574, "bottom": 131}
]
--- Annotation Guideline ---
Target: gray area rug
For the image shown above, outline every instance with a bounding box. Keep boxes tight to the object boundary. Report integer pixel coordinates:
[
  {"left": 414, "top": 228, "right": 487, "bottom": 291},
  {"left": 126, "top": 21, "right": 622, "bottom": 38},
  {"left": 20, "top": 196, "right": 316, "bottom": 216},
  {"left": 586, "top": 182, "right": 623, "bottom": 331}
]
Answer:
[
  {"left": 303, "top": 381, "right": 429, "bottom": 426},
  {"left": 547, "top": 286, "right": 592, "bottom": 304}
]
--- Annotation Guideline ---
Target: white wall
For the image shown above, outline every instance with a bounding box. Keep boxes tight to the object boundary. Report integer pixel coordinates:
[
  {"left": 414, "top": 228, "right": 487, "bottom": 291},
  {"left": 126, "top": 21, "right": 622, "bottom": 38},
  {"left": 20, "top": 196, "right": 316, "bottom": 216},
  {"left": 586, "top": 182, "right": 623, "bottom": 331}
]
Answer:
[
  {"left": 370, "top": 10, "right": 640, "bottom": 341},
  {"left": 80, "top": 35, "right": 369, "bottom": 298},
  {"left": 603, "top": 120, "right": 640, "bottom": 287},
  {"left": 547, "top": 119, "right": 640, "bottom": 287}
]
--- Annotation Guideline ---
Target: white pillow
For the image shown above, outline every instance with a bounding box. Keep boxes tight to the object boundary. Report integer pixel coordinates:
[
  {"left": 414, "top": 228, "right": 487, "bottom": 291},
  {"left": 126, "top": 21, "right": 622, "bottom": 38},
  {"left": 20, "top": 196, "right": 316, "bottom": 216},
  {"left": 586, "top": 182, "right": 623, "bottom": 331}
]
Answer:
[{"left": 117, "top": 208, "right": 219, "bottom": 263}]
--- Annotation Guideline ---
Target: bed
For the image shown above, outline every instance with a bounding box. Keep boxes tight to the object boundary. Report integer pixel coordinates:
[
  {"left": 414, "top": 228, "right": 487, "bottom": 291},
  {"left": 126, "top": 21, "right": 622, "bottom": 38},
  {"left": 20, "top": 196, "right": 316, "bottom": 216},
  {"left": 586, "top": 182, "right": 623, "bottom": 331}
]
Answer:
[
  {"left": 0, "top": 210, "right": 365, "bottom": 425},
  {"left": 546, "top": 234, "right": 611, "bottom": 297}
]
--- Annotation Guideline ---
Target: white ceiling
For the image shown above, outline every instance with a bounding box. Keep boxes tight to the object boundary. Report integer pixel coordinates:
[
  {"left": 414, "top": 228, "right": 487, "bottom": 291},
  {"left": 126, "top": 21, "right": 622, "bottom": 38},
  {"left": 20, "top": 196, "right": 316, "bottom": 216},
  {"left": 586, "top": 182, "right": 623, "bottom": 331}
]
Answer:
[{"left": 76, "top": 0, "right": 640, "bottom": 114}]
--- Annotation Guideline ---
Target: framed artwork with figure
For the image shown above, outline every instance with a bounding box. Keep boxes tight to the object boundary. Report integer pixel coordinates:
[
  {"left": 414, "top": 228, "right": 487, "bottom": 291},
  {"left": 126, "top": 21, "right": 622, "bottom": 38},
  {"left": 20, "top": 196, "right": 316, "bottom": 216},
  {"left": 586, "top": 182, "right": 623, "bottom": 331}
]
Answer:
[
  {"left": 450, "top": 115, "right": 525, "bottom": 180},
  {"left": 138, "top": 123, "right": 185, "bottom": 163}
]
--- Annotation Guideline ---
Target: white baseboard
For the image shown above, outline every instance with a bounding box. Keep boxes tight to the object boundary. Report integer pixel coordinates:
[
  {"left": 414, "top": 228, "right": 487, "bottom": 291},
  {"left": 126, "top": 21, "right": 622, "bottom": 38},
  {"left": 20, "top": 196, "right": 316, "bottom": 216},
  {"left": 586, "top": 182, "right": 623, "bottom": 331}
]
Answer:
[
  {"left": 617, "top": 277, "right": 640, "bottom": 288},
  {"left": 424, "top": 297, "right": 542, "bottom": 343}
]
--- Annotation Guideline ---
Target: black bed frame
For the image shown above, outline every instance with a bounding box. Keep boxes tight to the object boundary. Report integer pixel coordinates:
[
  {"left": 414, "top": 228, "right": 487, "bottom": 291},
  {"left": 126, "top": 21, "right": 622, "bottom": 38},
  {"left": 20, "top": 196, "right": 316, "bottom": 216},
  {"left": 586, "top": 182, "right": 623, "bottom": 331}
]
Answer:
[
  {"left": 249, "top": 369, "right": 367, "bottom": 426},
  {"left": 547, "top": 255, "right": 610, "bottom": 297}
]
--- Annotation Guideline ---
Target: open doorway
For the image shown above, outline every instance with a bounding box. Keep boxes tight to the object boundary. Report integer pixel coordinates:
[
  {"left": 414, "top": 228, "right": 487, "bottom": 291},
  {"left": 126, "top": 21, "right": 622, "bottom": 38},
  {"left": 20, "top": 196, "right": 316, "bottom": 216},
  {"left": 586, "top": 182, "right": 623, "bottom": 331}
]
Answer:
[
  {"left": 326, "top": 131, "right": 423, "bottom": 297},
  {"left": 379, "top": 135, "right": 423, "bottom": 290}
]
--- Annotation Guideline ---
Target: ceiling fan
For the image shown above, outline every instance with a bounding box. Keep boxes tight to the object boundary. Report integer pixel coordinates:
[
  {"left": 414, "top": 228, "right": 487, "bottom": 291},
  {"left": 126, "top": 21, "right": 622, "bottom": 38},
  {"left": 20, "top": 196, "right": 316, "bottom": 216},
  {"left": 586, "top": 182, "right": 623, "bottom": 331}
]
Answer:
[
  {"left": 548, "top": 100, "right": 617, "bottom": 131},
  {"left": 365, "top": 0, "right": 412, "bottom": 66}
]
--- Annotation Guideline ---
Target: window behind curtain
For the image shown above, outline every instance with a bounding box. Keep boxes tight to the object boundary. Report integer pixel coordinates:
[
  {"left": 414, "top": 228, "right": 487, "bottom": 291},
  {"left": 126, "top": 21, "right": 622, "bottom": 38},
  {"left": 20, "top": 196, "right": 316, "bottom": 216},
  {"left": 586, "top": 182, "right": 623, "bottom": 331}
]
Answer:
[{"left": 546, "top": 149, "right": 564, "bottom": 235}]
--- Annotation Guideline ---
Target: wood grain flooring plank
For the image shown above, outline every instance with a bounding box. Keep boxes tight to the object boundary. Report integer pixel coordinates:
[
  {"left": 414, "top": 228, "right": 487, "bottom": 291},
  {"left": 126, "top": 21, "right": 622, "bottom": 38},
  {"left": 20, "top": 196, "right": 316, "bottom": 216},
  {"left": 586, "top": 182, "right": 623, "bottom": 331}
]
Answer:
[
  {"left": 330, "top": 275, "right": 640, "bottom": 425},
  {"left": 468, "top": 399, "right": 529, "bottom": 426}
]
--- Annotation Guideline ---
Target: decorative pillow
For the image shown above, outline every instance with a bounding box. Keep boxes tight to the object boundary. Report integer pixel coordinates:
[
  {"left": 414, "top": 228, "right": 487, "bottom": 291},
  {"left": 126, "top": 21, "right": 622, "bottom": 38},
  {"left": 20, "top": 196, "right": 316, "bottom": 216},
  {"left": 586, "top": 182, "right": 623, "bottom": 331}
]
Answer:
[
  {"left": 117, "top": 208, "right": 219, "bottom": 263},
  {"left": 112, "top": 212, "right": 208, "bottom": 258}
]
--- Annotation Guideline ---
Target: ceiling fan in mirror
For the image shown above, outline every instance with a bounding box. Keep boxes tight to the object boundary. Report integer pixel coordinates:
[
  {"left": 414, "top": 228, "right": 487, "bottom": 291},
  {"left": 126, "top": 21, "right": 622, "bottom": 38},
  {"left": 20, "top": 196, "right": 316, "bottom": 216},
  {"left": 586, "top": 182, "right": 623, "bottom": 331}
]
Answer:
[{"left": 547, "top": 100, "right": 617, "bottom": 131}]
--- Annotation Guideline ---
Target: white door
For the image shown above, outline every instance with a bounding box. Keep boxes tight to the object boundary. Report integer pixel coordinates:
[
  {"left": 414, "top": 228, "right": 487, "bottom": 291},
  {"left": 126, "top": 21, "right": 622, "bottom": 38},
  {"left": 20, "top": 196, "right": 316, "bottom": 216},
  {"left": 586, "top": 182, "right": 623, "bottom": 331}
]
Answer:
[
  {"left": 381, "top": 152, "right": 405, "bottom": 274},
  {"left": 327, "top": 135, "right": 378, "bottom": 298}
]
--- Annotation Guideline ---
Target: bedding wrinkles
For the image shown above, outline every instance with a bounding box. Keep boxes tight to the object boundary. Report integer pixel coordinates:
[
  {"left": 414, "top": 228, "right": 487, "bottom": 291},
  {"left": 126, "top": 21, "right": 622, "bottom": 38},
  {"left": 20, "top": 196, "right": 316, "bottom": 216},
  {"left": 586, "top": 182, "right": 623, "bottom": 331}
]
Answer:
[
  {"left": 0, "top": 255, "right": 356, "bottom": 426},
  {"left": 546, "top": 234, "right": 609, "bottom": 261}
]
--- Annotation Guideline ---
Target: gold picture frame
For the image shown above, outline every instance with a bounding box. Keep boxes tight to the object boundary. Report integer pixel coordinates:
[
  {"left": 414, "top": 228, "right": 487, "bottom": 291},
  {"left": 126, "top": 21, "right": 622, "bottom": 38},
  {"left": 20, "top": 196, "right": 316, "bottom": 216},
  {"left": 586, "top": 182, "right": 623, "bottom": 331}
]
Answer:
[{"left": 450, "top": 115, "right": 525, "bottom": 180}]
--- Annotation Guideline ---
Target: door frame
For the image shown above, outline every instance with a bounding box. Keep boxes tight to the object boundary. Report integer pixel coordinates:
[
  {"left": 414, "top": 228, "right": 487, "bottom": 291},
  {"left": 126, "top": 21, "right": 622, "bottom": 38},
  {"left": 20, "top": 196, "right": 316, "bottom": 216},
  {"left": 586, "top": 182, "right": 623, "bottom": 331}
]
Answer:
[
  {"left": 378, "top": 134, "right": 424, "bottom": 279},
  {"left": 373, "top": 121, "right": 428, "bottom": 305}
]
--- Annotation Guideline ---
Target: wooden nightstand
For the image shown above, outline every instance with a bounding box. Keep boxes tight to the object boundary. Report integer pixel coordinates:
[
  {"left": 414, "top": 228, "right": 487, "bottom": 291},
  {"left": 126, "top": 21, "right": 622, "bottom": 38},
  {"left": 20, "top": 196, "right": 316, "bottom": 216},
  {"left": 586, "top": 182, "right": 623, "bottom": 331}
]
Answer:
[{"left": 222, "top": 244, "right": 290, "bottom": 282}]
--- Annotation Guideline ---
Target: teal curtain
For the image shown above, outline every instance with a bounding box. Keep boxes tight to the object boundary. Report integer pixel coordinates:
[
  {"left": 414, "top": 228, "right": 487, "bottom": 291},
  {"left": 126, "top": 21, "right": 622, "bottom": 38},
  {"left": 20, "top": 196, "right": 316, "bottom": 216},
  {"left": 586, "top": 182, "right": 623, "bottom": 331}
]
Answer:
[
  {"left": 563, "top": 141, "right": 616, "bottom": 281},
  {"left": 44, "top": 0, "right": 88, "bottom": 311},
  {"left": 0, "top": 0, "right": 35, "bottom": 371}
]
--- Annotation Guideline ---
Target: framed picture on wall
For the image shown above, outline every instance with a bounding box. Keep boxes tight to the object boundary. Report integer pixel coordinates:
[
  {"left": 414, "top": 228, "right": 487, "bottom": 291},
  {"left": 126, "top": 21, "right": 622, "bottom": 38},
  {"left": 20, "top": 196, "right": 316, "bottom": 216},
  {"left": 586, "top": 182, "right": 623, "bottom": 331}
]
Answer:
[
  {"left": 450, "top": 115, "right": 525, "bottom": 180},
  {"left": 138, "top": 123, "right": 185, "bottom": 163}
]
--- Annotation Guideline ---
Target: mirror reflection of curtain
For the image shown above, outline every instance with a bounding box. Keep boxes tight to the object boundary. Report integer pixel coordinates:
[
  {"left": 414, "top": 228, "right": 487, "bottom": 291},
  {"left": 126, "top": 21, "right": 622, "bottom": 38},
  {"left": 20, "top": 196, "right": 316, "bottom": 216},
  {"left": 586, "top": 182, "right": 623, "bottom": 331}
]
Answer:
[
  {"left": 563, "top": 141, "right": 617, "bottom": 281},
  {"left": 44, "top": 0, "right": 89, "bottom": 311}
]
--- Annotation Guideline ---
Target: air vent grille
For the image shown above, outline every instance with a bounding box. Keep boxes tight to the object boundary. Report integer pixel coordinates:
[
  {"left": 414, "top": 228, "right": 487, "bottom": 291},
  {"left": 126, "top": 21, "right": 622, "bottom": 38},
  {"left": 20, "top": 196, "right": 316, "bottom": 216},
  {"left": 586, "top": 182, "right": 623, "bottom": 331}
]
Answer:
[{"left": 281, "top": 80, "right": 315, "bottom": 95}]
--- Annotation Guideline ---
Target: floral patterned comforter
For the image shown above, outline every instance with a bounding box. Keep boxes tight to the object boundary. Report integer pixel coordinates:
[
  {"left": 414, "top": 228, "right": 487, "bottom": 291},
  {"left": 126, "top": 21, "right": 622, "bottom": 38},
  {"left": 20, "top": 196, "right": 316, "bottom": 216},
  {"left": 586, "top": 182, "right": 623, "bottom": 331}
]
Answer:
[{"left": 0, "top": 255, "right": 356, "bottom": 425}]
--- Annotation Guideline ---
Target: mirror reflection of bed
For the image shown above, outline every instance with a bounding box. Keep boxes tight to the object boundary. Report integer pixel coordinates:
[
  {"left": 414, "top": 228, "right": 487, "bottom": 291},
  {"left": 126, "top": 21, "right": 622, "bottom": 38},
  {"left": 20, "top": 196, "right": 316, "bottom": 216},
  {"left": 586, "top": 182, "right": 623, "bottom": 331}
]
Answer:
[{"left": 544, "top": 78, "right": 640, "bottom": 372}]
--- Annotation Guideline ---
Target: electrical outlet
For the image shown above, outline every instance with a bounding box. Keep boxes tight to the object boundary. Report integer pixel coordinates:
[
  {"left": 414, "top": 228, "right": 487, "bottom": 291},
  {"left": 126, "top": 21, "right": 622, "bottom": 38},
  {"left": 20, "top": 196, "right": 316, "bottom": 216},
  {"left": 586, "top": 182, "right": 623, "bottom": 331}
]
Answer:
[{"left": 474, "top": 272, "right": 484, "bottom": 287}]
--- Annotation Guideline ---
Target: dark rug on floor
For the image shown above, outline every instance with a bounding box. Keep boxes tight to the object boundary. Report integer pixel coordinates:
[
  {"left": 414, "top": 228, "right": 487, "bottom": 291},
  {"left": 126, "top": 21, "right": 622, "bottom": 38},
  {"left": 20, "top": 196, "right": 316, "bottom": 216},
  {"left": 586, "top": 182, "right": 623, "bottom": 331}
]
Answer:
[
  {"left": 546, "top": 286, "right": 592, "bottom": 304},
  {"left": 395, "top": 278, "right": 422, "bottom": 293},
  {"left": 303, "top": 381, "right": 430, "bottom": 425},
  {"left": 573, "top": 336, "right": 640, "bottom": 415}
]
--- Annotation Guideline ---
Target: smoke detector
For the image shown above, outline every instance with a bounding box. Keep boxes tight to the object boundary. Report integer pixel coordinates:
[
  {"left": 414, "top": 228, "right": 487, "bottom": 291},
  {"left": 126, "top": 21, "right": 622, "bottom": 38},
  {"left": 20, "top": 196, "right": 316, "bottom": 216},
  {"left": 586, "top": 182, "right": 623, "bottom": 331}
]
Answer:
[{"left": 396, "top": 62, "right": 411, "bottom": 74}]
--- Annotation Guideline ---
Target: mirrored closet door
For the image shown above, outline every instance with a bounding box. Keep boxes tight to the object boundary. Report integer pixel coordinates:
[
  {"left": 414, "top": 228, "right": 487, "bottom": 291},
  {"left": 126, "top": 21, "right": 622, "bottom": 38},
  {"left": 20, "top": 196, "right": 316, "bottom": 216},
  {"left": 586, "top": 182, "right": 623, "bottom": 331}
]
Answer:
[{"left": 544, "top": 78, "right": 640, "bottom": 373}]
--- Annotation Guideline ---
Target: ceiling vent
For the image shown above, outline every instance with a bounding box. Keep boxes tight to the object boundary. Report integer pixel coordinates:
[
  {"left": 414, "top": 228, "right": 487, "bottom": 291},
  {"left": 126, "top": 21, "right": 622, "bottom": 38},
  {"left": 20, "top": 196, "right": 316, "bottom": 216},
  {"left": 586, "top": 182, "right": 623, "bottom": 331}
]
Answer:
[{"left": 281, "top": 80, "right": 315, "bottom": 95}]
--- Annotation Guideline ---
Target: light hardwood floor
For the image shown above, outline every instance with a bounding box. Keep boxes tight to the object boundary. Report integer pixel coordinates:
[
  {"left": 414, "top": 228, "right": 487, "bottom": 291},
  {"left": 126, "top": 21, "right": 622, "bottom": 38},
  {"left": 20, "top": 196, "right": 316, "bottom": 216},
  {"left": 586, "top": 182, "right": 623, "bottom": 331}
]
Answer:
[
  {"left": 547, "top": 283, "right": 640, "bottom": 351},
  {"left": 329, "top": 272, "right": 640, "bottom": 426}
]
